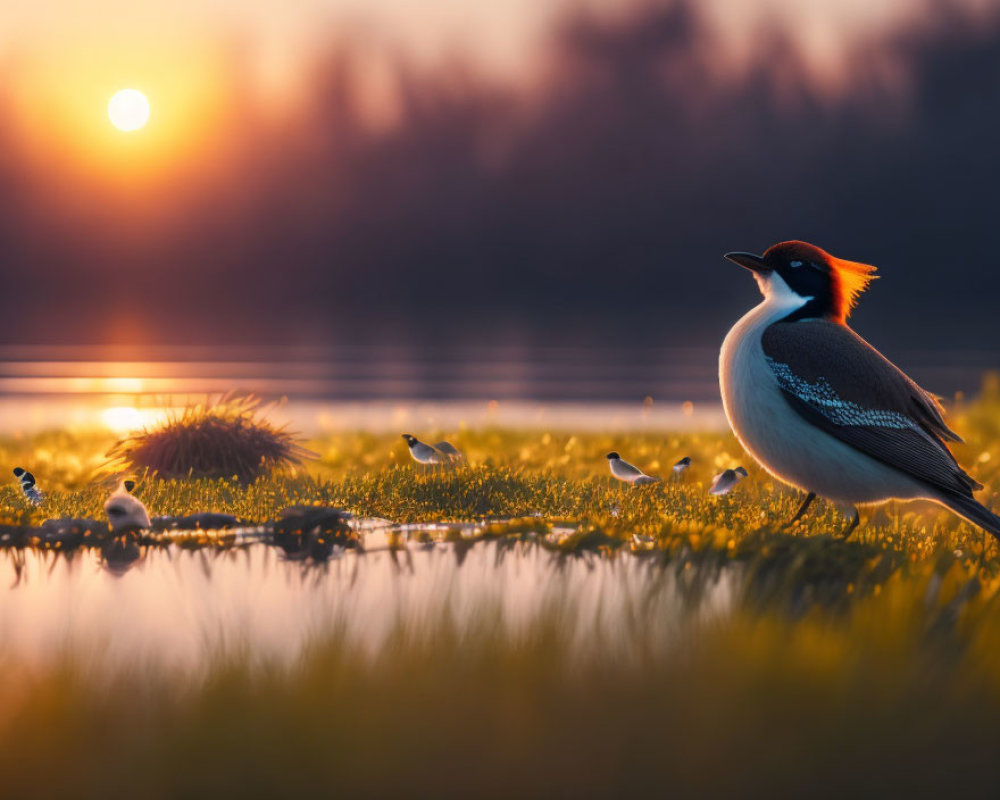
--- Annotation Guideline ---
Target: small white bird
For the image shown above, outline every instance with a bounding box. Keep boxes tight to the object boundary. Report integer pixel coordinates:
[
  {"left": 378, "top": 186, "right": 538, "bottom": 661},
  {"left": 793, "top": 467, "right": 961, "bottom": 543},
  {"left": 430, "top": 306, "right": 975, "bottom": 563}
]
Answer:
[
  {"left": 606, "top": 452, "right": 662, "bottom": 485},
  {"left": 720, "top": 240, "right": 999, "bottom": 537},
  {"left": 12, "top": 467, "right": 43, "bottom": 505},
  {"left": 672, "top": 456, "right": 691, "bottom": 475},
  {"left": 402, "top": 434, "right": 444, "bottom": 464},
  {"left": 104, "top": 479, "right": 150, "bottom": 533},
  {"left": 709, "top": 467, "right": 748, "bottom": 496}
]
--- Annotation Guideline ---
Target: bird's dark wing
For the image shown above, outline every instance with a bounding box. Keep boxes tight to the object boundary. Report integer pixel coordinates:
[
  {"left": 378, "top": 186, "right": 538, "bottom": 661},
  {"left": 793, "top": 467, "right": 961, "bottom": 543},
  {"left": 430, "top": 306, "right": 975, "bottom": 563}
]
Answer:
[
  {"left": 709, "top": 471, "right": 738, "bottom": 495},
  {"left": 761, "top": 320, "right": 980, "bottom": 497},
  {"left": 764, "top": 320, "right": 960, "bottom": 441}
]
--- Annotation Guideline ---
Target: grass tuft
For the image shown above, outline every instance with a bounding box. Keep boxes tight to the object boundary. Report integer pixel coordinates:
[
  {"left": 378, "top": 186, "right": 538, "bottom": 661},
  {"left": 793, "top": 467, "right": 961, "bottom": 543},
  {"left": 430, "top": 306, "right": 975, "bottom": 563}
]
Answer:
[{"left": 106, "top": 394, "right": 314, "bottom": 483}]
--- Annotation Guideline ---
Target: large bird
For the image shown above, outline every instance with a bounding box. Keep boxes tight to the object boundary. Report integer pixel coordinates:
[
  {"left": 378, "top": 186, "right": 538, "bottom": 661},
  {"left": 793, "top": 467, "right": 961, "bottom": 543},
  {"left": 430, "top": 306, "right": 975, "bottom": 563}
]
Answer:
[{"left": 720, "top": 240, "right": 998, "bottom": 537}]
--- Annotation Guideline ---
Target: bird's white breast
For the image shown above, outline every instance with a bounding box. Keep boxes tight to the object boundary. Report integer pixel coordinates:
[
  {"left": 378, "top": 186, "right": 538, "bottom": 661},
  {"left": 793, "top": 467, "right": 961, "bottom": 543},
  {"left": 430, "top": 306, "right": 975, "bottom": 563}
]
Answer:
[
  {"left": 610, "top": 459, "right": 641, "bottom": 481},
  {"left": 718, "top": 290, "right": 927, "bottom": 505},
  {"left": 104, "top": 490, "right": 151, "bottom": 531}
]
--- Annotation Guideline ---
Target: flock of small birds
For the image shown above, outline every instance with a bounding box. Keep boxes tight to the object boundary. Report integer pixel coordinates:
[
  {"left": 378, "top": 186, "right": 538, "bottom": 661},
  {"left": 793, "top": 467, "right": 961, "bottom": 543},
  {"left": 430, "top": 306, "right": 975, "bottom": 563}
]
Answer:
[
  {"left": 6, "top": 437, "right": 747, "bottom": 543},
  {"left": 605, "top": 451, "right": 747, "bottom": 495},
  {"left": 401, "top": 434, "right": 747, "bottom": 496},
  {"left": 12, "top": 467, "right": 155, "bottom": 533}
]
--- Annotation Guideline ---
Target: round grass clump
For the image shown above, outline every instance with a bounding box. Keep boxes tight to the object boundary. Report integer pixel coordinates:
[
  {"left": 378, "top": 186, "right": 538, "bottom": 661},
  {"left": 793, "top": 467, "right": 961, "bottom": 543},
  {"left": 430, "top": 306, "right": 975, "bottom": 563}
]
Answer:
[{"left": 107, "top": 395, "right": 313, "bottom": 483}]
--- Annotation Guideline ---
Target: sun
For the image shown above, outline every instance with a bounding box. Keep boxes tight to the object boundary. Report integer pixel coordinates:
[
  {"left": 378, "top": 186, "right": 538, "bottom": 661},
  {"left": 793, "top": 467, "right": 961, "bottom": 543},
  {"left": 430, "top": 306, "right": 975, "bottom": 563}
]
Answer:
[{"left": 107, "top": 89, "right": 150, "bottom": 132}]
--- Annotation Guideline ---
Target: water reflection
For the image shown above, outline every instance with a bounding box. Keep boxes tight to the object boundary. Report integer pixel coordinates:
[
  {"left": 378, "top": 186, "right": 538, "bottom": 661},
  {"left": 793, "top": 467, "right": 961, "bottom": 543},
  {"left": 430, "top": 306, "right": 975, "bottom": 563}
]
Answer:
[
  {"left": 0, "top": 538, "right": 739, "bottom": 672},
  {"left": 101, "top": 533, "right": 146, "bottom": 575}
]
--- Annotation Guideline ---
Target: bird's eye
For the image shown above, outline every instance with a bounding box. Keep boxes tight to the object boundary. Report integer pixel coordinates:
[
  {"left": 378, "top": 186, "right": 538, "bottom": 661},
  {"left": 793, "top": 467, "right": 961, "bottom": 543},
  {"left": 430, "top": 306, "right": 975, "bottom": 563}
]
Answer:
[{"left": 789, "top": 260, "right": 803, "bottom": 268}]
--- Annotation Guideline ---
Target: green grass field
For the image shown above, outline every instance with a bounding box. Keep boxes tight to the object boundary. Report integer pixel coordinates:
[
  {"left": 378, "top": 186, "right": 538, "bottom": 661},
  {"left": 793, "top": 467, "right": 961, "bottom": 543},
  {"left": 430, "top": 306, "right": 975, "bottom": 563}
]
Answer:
[{"left": 2, "top": 379, "right": 1000, "bottom": 796}]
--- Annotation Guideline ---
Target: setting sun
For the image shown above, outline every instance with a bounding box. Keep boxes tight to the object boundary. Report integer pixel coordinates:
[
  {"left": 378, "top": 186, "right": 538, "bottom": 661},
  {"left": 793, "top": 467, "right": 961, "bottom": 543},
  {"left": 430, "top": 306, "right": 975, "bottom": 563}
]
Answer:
[{"left": 107, "top": 88, "right": 150, "bottom": 132}]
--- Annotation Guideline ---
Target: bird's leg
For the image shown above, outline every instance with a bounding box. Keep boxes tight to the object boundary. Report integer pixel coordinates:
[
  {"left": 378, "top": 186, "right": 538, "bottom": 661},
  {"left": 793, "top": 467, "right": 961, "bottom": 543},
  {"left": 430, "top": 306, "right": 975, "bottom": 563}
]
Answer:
[
  {"left": 781, "top": 492, "right": 816, "bottom": 529},
  {"left": 841, "top": 507, "right": 860, "bottom": 538}
]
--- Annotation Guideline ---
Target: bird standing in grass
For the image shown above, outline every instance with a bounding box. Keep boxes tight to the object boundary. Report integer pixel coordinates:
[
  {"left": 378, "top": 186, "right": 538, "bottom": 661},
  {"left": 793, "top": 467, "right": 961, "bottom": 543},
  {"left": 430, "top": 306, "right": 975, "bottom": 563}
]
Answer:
[
  {"left": 12, "top": 467, "right": 43, "bottom": 505},
  {"left": 720, "top": 240, "right": 999, "bottom": 537},
  {"left": 672, "top": 456, "right": 691, "bottom": 477},
  {"left": 431, "top": 440, "right": 464, "bottom": 462},
  {"left": 606, "top": 452, "right": 662, "bottom": 485},
  {"left": 709, "top": 467, "right": 748, "bottom": 496},
  {"left": 104, "top": 480, "right": 150, "bottom": 533},
  {"left": 402, "top": 434, "right": 444, "bottom": 465}
]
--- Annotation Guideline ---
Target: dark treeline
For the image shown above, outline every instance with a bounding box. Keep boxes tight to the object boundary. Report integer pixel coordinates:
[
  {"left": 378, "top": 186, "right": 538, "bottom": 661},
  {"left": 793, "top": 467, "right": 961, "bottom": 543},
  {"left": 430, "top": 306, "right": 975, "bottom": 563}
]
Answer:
[{"left": 2, "top": 1, "right": 1000, "bottom": 354}]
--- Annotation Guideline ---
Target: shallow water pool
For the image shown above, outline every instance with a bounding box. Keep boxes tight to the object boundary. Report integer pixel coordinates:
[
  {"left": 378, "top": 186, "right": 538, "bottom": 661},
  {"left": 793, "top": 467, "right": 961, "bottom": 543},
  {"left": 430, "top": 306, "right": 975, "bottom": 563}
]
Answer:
[{"left": 0, "top": 535, "right": 739, "bottom": 672}]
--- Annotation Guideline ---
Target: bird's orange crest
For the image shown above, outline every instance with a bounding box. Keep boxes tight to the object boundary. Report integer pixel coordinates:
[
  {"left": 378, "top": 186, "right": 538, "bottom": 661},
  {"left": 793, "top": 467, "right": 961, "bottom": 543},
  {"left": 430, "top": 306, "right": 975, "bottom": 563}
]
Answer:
[{"left": 830, "top": 256, "right": 877, "bottom": 322}]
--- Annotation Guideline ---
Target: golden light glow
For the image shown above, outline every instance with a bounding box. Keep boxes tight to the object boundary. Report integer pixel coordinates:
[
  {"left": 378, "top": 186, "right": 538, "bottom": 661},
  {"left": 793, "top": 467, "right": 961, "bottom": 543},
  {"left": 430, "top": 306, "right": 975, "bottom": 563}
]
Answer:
[
  {"left": 831, "top": 255, "right": 878, "bottom": 321},
  {"left": 6, "top": 42, "right": 229, "bottom": 193},
  {"left": 101, "top": 406, "right": 148, "bottom": 433},
  {"left": 107, "top": 88, "right": 150, "bottom": 132}
]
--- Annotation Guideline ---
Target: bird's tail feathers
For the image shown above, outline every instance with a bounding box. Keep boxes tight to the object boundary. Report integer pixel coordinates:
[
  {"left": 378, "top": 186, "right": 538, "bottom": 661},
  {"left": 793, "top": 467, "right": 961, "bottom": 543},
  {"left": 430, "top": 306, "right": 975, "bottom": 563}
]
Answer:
[{"left": 940, "top": 493, "right": 1000, "bottom": 539}]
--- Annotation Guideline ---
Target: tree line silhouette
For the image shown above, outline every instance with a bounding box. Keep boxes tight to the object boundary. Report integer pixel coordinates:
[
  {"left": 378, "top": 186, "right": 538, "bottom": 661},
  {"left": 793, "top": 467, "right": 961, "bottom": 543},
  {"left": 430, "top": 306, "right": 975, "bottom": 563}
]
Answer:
[{"left": 1, "top": 1, "right": 998, "bottom": 353}]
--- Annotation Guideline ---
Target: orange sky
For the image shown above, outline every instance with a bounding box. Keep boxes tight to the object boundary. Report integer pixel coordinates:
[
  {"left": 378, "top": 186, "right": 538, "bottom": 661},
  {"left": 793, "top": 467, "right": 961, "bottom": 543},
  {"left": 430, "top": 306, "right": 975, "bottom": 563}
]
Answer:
[
  {"left": 4, "top": 0, "right": 992, "bottom": 94},
  {"left": 0, "top": 0, "right": 993, "bottom": 195}
]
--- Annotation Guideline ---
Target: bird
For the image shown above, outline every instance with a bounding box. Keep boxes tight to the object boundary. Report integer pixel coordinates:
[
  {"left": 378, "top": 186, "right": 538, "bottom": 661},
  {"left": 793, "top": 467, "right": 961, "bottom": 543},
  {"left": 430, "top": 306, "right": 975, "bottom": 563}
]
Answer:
[
  {"left": 402, "top": 434, "right": 444, "bottom": 465},
  {"left": 720, "top": 240, "right": 1000, "bottom": 537},
  {"left": 672, "top": 456, "right": 691, "bottom": 475},
  {"left": 606, "top": 452, "right": 662, "bottom": 485},
  {"left": 432, "top": 440, "right": 464, "bottom": 462},
  {"left": 12, "top": 467, "right": 43, "bottom": 505},
  {"left": 709, "top": 467, "right": 748, "bottom": 496},
  {"left": 104, "top": 479, "right": 151, "bottom": 533}
]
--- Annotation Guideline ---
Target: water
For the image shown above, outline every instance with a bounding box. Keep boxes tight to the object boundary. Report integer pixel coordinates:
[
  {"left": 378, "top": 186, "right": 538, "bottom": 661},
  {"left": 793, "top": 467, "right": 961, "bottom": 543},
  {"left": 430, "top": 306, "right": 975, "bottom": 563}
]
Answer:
[
  {"left": 0, "top": 344, "right": 992, "bottom": 674},
  {"left": 0, "top": 344, "right": 991, "bottom": 402},
  {"left": 0, "top": 343, "right": 992, "bottom": 434},
  {"left": 0, "top": 536, "right": 740, "bottom": 672}
]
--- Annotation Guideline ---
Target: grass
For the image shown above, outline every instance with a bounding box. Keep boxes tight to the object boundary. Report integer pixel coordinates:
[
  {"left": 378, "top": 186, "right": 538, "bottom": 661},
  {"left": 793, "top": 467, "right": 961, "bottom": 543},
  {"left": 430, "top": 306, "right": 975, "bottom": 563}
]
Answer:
[
  {"left": 4, "top": 581, "right": 1000, "bottom": 797},
  {"left": 1, "top": 379, "right": 1000, "bottom": 795},
  {"left": 1, "top": 384, "right": 998, "bottom": 566},
  {"left": 106, "top": 394, "right": 313, "bottom": 483}
]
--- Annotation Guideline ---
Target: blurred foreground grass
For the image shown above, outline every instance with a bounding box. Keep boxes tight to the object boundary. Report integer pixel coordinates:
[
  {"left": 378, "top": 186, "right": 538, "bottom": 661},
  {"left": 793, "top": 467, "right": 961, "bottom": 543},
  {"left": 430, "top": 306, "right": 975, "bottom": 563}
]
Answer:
[
  {"left": 1, "top": 380, "right": 1000, "bottom": 796},
  {"left": 4, "top": 575, "right": 1000, "bottom": 796}
]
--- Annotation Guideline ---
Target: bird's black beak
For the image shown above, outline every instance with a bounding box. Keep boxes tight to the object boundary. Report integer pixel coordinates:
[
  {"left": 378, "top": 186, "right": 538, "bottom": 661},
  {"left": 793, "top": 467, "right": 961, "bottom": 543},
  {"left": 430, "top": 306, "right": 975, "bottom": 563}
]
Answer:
[{"left": 724, "top": 251, "right": 769, "bottom": 273}]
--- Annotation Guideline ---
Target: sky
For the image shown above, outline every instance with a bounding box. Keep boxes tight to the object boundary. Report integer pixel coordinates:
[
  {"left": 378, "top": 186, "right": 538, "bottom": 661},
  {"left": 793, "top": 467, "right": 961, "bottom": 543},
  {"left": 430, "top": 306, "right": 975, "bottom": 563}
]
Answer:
[
  {"left": 1, "top": 0, "right": 999, "bottom": 364},
  {"left": 2, "top": 0, "right": 987, "bottom": 179},
  {"left": 4, "top": 0, "right": 990, "bottom": 108}
]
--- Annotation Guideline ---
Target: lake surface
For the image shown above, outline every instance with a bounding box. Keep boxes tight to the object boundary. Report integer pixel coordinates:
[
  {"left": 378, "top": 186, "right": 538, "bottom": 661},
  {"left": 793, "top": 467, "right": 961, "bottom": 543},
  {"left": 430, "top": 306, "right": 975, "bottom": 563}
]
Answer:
[
  {"left": 0, "top": 536, "right": 739, "bottom": 672},
  {"left": 0, "top": 343, "right": 993, "bottom": 434}
]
